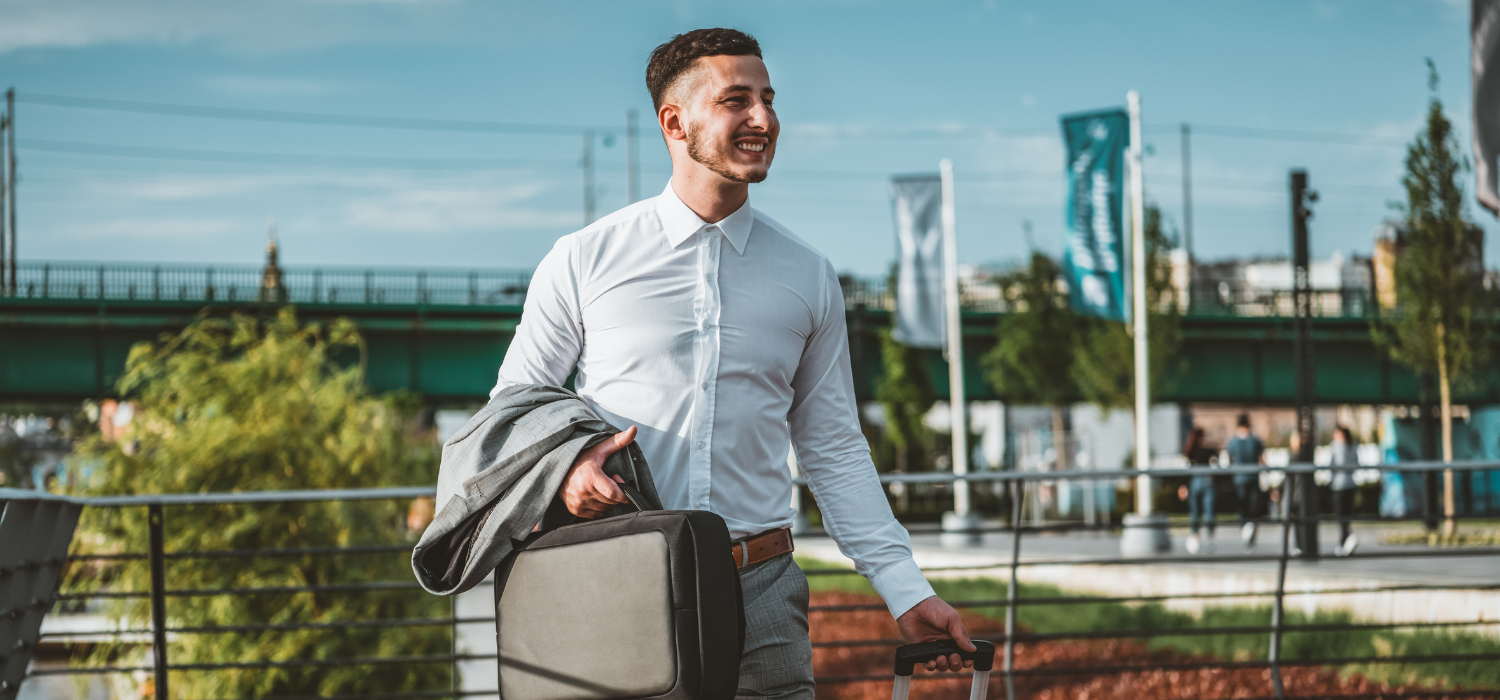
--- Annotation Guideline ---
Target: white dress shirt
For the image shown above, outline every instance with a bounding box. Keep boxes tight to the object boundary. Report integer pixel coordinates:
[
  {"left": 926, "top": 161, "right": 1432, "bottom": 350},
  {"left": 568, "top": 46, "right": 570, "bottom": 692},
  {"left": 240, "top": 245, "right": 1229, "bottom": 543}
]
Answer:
[{"left": 495, "top": 183, "right": 934, "bottom": 617}]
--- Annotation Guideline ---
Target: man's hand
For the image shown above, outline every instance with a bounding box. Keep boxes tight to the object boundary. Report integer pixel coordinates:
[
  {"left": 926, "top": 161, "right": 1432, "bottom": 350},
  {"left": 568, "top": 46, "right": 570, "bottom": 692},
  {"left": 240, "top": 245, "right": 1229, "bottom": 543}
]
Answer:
[
  {"left": 560, "top": 426, "right": 637, "bottom": 519},
  {"left": 896, "top": 595, "right": 976, "bottom": 673}
]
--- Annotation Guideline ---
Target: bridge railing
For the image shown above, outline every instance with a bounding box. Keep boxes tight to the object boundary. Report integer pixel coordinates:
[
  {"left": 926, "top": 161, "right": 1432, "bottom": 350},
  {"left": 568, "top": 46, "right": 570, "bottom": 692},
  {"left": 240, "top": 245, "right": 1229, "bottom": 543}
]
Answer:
[
  {"left": 18, "top": 462, "right": 1500, "bottom": 700},
  {"left": 2, "top": 262, "right": 532, "bottom": 307},
  {"left": 0, "top": 261, "right": 1402, "bottom": 320}
]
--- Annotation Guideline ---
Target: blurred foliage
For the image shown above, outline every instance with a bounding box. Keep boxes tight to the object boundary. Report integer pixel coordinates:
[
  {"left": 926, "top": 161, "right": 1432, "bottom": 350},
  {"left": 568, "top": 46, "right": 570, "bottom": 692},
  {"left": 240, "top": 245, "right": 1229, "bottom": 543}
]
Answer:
[
  {"left": 1372, "top": 62, "right": 1485, "bottom": 464},
  {"left": 66, "top": 309, "right": 444, "bottom": 699},
  {"left": 982, "top": 252, "right": 1080, "bottom": 408},
  {"left": 1071, "top": 203, "right": 1183, "bottom": 411},
  {"left": 874, "top": 329, "right": 937, "bottom": 471}
]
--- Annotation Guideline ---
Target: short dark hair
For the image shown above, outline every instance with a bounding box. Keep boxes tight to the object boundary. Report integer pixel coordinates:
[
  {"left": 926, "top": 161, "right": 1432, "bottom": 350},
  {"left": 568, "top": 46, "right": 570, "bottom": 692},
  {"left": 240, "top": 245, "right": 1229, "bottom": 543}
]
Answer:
[
  {"left": 1236, "top": 413, "right": 1251, "bottom": 429},
  {"left": 646, "top": 28, "right": 762, "bottom": 112}
]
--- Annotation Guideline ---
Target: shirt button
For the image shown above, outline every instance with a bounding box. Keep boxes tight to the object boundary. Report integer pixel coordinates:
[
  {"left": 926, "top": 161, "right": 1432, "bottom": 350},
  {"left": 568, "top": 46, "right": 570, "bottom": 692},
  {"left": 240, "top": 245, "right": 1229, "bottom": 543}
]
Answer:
[
  {"left": 701, "top": 382, "right": 709, "bottom": 390},
  {"left": 695, "top": 441, "right": 706, "bottom": 449}
]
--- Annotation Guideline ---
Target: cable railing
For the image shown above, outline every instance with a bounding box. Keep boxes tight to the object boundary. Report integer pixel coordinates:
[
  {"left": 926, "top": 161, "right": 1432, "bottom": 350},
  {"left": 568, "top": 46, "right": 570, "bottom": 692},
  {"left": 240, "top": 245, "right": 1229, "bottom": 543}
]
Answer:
[{"left": 9, "top": 462, "right": 1500, "bottom": 700}]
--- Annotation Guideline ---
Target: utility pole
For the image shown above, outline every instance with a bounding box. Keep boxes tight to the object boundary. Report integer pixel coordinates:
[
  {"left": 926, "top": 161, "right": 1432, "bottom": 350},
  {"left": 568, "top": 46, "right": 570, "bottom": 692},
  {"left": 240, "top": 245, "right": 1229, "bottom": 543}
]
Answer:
[
  {"left": 626, "top": 110, "right": 640, "bottom": 204},
  {"left": 1290, "top": 169, "right": 1319, "bottom": 559},
  {"left": 1, "top": 98, "right": 8, "bottom": 294},
  {"left": 1180, "top": 123, "right": 1194, "bottom": 261},
  {"left": 582, "top": 130, "right": 595, "bottom": 227},
  {"left": 5, "top": 88, "right": 13, "bottom": 294}
]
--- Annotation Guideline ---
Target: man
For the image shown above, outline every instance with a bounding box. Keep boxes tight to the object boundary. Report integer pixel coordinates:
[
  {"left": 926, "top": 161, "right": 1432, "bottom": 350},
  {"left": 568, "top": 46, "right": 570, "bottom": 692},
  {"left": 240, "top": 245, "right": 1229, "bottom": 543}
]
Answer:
[
  {"left": 1226, "top": 413, "right": 1266, "bottom": 548},
  {"left": 494, "top": 28, "right": 973, "bottom": 696}
]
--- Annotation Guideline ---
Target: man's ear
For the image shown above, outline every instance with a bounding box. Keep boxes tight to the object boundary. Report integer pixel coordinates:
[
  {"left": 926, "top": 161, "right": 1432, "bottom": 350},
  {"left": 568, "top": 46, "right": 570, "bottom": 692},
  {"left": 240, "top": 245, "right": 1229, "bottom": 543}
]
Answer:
[{"left": 658, "top": 103, "right": 688, "bottom": 143}]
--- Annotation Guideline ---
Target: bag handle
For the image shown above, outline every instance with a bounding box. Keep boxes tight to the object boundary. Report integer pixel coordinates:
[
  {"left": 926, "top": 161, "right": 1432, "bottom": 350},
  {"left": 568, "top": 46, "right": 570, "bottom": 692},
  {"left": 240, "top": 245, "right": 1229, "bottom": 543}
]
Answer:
[{"left": 893, "top": 640, "right": 995, "bottom": 676}]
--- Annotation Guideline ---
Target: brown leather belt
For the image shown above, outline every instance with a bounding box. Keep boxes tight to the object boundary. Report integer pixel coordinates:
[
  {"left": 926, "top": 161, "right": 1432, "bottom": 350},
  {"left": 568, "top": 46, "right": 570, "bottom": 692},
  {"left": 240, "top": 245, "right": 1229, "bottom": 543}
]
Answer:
[{"left": 730, "top": 527, "right": 794, "bottom": 570}]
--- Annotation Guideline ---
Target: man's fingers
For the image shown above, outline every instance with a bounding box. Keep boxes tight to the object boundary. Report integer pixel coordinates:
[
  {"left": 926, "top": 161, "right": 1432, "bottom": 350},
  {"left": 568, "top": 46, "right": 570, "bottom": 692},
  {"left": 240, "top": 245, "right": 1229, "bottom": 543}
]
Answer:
[
  {"left": 614, "top": 425, "right": 637, "bottom": 449},
  {"left": 590, "top": 472, "right": 628, "bottom": 504},
  {"left": 949, "top": 613, "right": 976, "bottom": 652}
]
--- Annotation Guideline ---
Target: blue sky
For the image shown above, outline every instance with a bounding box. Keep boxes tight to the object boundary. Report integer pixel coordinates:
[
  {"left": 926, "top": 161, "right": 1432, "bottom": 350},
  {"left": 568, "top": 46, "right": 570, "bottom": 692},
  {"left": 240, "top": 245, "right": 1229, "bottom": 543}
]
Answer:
[{"left": 0, "top": 0, "right": 1484, "bottom": 275}]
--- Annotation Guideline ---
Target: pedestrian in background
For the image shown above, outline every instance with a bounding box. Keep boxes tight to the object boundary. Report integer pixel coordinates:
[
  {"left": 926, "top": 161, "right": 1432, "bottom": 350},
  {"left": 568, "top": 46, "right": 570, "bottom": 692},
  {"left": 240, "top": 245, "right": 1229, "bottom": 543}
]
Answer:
[
  {"left": 1226, "top": 414, "right": 1266, "bottom": 548},
  {"left": 1180, "top": 426, "right": 1218, "bottom": 554},
  {"left": 1329, "top": 426, "right": 1359, "bottom": 556}
]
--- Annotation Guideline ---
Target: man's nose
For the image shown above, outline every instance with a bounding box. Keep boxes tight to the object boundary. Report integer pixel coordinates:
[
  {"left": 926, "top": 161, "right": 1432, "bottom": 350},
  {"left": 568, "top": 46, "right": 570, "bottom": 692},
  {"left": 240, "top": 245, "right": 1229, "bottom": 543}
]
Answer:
[{"left": 745, "top": 101, "right": 775, "bottom": 132}]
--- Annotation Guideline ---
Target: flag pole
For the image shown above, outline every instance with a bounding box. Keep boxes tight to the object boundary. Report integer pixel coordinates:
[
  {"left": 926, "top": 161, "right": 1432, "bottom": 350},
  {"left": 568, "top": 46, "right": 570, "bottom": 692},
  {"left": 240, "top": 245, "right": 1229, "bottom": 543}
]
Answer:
[
  {"left": 939, "top": 158, "right": 978, "bottom": 545},
  {"left": 1127, "top": 90, "right": 1152, "bottom": 514}
]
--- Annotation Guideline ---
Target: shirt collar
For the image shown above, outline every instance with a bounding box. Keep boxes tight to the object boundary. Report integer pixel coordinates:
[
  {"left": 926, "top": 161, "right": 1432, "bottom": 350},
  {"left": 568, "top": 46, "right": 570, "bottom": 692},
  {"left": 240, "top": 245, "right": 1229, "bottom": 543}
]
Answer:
[{"left": 655, "top": 183, "right": 753, "bottom": 255}]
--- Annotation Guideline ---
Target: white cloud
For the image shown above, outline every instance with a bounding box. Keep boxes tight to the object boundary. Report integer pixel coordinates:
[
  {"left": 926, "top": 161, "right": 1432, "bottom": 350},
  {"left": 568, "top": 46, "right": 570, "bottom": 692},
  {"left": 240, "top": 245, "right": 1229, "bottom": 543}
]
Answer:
[
  {"left": 344, "top": 181, "right": 578, "bottom": 232},
  {"left": 55, "top": 217, "right": 244, "bottom": 241}
]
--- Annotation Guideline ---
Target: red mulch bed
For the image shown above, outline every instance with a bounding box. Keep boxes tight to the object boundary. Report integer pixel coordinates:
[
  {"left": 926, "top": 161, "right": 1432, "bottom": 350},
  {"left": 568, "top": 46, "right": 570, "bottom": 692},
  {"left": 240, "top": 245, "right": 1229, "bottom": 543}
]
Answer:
[{"left": 809, "top": 591, "right": 1495, "bottom": 700}]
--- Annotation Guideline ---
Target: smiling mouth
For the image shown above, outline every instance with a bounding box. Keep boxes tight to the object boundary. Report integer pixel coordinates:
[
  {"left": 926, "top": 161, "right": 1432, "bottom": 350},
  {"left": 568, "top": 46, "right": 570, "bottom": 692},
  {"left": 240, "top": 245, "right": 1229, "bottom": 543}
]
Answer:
[{"left": 736, "top": 142, "right": 766, "bottom": 153}]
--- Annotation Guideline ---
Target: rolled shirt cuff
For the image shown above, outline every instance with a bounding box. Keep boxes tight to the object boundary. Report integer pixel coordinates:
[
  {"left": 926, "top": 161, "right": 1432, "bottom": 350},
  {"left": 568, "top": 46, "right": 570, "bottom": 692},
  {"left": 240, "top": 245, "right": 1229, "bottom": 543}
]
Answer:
[{"left": 867, "top": 557, "right": 936, "bottom": 619}]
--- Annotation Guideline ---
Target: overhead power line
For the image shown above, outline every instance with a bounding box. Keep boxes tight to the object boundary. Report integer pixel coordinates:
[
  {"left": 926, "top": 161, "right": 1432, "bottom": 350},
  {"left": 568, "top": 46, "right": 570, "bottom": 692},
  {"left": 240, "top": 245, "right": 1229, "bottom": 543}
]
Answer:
[
  {"left": 19, "top": 92, "right": 1416, "bottom": 147},
  {"left": 18, "top": 138, "right": 571, "bottom": 170},
  {"left": 1144, "top": 122, "right": 1409, "bottom": 147},
  {"left": 16, "top": 92, "right": 614, "bottom": 136}
]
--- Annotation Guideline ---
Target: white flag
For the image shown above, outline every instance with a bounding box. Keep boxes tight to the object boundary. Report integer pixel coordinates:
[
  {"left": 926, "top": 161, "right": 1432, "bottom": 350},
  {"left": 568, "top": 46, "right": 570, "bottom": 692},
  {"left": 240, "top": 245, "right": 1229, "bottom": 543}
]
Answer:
[
  {"left": 1474, "top": 0, "right": 1500, "bottom": 215},
  {"left": 890, "top": 175, "right": 945, "bottom": 348}
]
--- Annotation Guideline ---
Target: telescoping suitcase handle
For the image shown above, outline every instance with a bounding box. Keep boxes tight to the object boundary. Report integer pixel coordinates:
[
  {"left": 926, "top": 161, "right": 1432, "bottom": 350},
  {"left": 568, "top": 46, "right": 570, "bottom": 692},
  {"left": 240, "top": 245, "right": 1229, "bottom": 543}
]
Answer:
[{"left": 891, "top": 640, "right": 996, "bottom": 700}]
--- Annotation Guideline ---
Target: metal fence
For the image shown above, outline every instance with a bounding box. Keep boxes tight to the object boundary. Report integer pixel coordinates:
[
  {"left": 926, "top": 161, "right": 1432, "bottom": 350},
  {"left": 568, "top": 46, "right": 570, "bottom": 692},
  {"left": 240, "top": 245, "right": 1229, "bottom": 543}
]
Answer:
[
  {"left": 17, "top": 462, "right": 1500, "bottom": 700},
  {"left": 2, "top": 262, "right": 1389, "bottom": 319},
  {"left": 1, "top": 262, "right": 531, "bottom": 307}
]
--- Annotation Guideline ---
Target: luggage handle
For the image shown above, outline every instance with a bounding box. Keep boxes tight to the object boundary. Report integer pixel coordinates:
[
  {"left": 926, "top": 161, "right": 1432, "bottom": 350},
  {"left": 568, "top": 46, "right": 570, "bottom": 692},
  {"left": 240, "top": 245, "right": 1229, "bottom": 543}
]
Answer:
[{"left": 891, "top": 640, "right": 995, "bottom": 700}]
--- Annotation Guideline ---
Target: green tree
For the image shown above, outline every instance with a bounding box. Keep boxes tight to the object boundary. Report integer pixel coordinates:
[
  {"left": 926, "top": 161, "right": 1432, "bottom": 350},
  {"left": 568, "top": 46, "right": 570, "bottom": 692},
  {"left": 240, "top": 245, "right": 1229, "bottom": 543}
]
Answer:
[
  {"left": 1072, "top": 203, "right": 1184, "bottom": 411},
  {"left": 982, "top": 252, "right": 1079, "bottom": 471},
  {"left": 67, "top": 309, "right": 445, "bottom": 699},
  {"left": 1372, "top": 62, "right": 1485, "bottom": 538},
  {"left": 874, "top": 329, "right": 937, "bottom": 474}
]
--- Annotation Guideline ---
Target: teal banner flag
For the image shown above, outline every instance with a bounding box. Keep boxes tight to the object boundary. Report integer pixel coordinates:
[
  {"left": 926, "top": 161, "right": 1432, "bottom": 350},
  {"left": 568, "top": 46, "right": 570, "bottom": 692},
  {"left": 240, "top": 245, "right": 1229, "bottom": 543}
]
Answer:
[{"left": 1060, "top": 108, "right": 1129, "bottom": 322}]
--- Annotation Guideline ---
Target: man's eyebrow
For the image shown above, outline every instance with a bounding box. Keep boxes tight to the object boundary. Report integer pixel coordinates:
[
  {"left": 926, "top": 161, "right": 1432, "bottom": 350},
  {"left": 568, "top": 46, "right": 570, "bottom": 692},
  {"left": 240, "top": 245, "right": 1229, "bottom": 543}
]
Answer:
[{"left": 716, "top": 85, "right": 774, "bottom": 98}]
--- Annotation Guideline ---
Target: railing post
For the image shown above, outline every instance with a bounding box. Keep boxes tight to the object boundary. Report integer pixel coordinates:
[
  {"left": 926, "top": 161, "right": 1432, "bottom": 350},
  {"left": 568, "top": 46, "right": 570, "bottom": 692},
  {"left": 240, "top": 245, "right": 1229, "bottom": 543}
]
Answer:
[
  {"left": 1269, "top": 480, "right": 1291, "bottom": 700},
  {"left": 148, "top": 503, "right": 169, "bottom": 700},
  {"left": 468, "top": 271, "right": 477, "bottom": 305},
  {"left": 41, "top": 263, "right": 48, "bottom": 299},
  {"left": 365, "top": 270, "right": 373, "bottom": 304},
  {"left": 152, "top": 266, "right": 160, "bottom": 301},
  {"left": 97, "top": 266, "right": 105, "bottom": 301},
  {"left": 205, "top": 267, "right": 215, "bottom": 302},
  {"left": 1003, "top": 478, "right": 1022, "bottom": 700},
  {"left": 313, "top": 270, "right": 321, "bottom": 304},
  {"left": 449, "top": 595, "right": 459, "bottom": 697}
]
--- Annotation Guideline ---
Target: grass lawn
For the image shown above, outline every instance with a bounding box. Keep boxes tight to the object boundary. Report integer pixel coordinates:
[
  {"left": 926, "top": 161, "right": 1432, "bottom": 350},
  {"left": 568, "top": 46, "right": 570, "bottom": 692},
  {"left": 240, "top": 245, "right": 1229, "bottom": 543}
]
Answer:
[{"left": 796, "top": 556, "right": 1500, "bottom": 691}]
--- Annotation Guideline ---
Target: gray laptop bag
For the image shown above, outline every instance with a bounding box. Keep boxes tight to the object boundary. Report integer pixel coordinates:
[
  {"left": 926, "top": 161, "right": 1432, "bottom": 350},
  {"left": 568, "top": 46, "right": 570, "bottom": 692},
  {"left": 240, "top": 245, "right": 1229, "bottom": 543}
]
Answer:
[{"left": 493, "top": 488, "right": 744, "bottom": 700}]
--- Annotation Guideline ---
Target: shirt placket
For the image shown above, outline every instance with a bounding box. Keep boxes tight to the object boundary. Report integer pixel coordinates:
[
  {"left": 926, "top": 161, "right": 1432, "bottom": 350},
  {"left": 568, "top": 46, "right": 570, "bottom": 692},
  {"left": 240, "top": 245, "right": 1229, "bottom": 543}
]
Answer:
[{"left": 689, "top": 227, "right": 724, "bottom": 510}]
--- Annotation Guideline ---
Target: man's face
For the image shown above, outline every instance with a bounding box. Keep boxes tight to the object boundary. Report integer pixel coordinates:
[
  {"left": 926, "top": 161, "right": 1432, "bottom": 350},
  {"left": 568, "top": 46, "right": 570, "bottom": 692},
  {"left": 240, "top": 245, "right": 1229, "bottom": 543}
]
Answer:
[{"left": 677, "top": 54, "right": 778, "bottom": 183}]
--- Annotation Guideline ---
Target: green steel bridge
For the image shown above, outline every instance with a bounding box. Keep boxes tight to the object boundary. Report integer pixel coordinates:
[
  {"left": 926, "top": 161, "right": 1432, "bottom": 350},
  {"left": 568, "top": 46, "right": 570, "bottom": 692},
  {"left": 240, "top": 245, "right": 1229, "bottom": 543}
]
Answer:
[{"left": 0, "top": 262, "right": 1490, "bottom": 407}]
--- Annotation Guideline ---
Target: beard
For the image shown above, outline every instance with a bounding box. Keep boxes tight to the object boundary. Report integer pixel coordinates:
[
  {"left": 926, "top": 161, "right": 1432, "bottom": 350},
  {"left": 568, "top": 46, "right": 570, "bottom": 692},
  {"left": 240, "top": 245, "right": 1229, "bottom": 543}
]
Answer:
[{"left": 685, "top": 123, "right": 768, "bottom": 184}]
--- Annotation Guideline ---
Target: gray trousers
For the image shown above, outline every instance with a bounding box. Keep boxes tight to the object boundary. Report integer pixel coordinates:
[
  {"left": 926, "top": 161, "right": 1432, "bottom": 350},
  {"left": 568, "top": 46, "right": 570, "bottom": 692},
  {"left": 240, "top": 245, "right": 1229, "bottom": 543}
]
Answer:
[{"left": 736, "top": 554, "right": 814, "bottom": 699}]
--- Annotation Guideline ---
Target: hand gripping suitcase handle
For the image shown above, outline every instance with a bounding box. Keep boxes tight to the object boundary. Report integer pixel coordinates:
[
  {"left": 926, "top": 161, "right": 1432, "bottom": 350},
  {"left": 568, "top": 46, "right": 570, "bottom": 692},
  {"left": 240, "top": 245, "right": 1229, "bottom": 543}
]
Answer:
[{"left": 891, "top": 640, "right": 996, "bottom": 700}]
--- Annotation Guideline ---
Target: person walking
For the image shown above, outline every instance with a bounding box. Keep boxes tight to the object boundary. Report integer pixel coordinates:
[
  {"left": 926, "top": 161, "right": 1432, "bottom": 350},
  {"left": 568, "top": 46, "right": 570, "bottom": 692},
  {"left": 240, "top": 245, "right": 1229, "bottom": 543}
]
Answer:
[
  {"left": 1329, "top": 426, "right": 1360, "bottom": 556},
  {"left": 493, "top": 29, "right": 973, "bottom": 696},
  {"left": 1226, "top": 414, "right": 1266, "bottom": 548},
  {"left": 1181, "top": 427, "right": 1217, "bottom": 555}
]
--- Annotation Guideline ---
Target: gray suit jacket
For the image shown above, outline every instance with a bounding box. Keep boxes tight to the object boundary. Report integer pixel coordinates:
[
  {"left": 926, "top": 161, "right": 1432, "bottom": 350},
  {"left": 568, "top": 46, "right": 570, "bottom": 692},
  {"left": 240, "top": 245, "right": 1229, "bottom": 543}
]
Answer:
[{"left": 411, "top": 384, "right": 663, "bottom": 595}]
